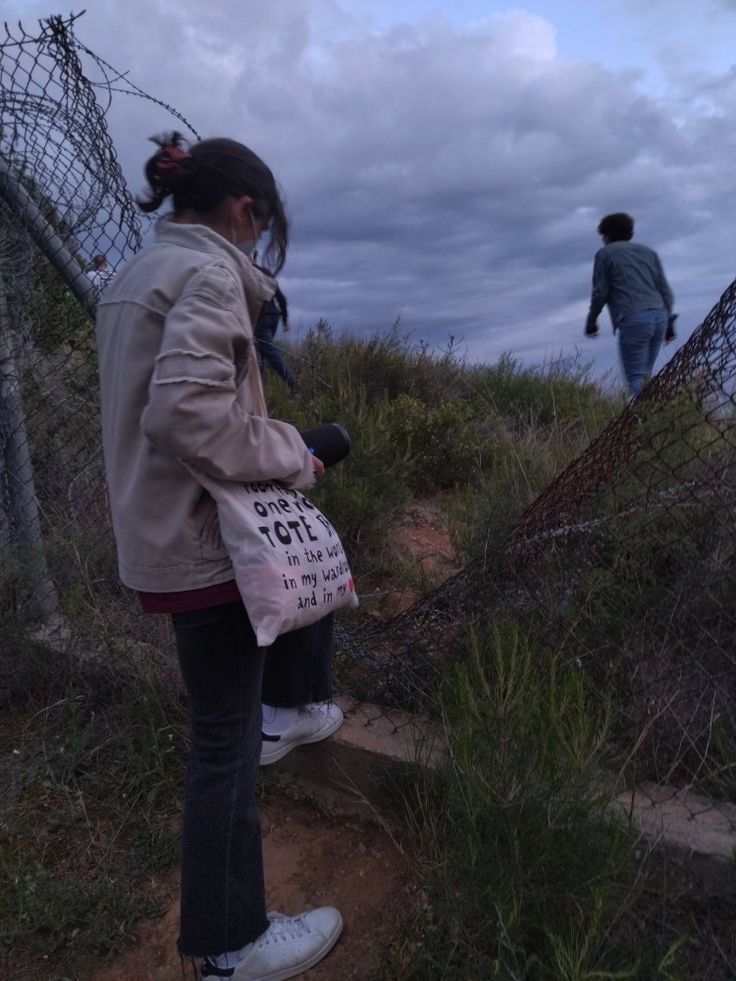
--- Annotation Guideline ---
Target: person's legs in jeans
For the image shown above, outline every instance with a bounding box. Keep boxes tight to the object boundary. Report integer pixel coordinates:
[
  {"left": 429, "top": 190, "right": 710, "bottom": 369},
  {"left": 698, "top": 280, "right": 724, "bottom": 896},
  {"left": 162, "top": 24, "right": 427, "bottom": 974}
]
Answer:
[
  {"left": 255, "top": 323, "right": 295, "bottom": 391},
  {"left": 262, "top": 614, "right": 334, "bottom": 707},
  {"left": 617, "top": 309, "right": 667, "bottom": 396},
  {"left": 172, "top": 601, "right": 269, "bottom": 958}
]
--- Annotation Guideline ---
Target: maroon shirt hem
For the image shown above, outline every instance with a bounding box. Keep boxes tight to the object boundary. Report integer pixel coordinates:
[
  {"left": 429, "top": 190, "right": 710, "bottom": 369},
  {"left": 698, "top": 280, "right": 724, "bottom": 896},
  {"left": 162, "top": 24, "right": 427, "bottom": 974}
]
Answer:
[{"left": 138, "top": 580, "right": 241, "bottom": 614}]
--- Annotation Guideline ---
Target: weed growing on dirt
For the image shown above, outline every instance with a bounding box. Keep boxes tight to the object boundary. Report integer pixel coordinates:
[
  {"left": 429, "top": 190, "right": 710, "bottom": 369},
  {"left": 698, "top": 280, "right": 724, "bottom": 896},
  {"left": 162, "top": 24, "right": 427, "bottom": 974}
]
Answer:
[
  {"left": 0, "top": 628, "right": 187, "bottom": 979},
  {"left": 389, "top": 619, "right": 683, "bottom": 979}
]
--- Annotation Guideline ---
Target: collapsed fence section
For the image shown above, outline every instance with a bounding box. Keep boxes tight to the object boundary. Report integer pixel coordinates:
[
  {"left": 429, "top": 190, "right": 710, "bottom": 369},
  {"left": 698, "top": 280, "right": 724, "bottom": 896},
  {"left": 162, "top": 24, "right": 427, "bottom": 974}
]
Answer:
[
  {"left": 353, "top": 277, "right": 736, "bottom": 792},
  {"left": 500, "top": 281, "right": 736, "bottom": 791}
]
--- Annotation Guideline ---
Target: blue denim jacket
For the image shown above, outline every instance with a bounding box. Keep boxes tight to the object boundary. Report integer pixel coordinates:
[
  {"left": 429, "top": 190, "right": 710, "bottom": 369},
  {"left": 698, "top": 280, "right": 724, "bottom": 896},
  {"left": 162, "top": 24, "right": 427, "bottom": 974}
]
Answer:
[{"left": 587, "top": 241, "right": 673, "bottom": 331}]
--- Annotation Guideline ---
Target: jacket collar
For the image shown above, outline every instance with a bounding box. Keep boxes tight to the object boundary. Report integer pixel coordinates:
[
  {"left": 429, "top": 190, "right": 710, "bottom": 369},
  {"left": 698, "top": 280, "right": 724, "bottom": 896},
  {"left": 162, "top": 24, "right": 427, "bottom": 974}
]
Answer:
[{"left": 154, "top": 217, "right": 276, "bottom": 303}]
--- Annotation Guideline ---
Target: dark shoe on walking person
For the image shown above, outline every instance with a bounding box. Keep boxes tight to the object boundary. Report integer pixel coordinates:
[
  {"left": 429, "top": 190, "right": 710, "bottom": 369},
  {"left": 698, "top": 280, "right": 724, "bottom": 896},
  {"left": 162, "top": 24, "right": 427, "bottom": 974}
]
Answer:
[
  {"left": 201, "top": 907, "right": 343, "bottom": 979},
  {"left": 260, "top": 701, "right": 344, "bottom": 766}
]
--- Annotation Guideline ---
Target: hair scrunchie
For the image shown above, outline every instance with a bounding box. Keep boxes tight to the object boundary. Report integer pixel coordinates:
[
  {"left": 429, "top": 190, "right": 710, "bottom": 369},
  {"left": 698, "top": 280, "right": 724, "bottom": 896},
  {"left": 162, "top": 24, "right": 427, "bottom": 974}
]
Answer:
[
  {"left": 150, "top": 132, "right": 190, "bottom": 179},
  {"left": 153, "top": 144, "right": 189, "bottom": 177}
]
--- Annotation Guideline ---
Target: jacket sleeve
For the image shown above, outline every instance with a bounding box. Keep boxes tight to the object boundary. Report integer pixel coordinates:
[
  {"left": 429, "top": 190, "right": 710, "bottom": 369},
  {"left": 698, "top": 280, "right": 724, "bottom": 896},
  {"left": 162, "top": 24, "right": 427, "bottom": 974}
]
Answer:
[
  {"left": 140, "top": 263, "right": 314, "bottom": 488},
  {"left": 654, "top": 253, "right": 674, "bottom": 313},
  {"left": 586, "top": 251, "right": 608, "bottom": 327}
]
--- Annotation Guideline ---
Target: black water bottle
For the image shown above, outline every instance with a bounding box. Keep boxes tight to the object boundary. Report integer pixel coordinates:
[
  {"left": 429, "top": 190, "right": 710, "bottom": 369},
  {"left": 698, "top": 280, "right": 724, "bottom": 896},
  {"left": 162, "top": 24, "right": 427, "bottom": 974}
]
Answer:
[{"left": 299, "top": 423, "right": 351, "bottom": 468}]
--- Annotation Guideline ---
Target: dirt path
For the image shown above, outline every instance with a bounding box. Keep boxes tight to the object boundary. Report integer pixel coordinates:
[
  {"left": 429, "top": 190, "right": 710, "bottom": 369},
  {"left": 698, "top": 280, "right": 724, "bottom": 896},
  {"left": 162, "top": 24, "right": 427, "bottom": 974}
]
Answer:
[
  {"left": 92, "top": 789, "right": 409, "bottom": 980},
  {"left": 383, "top": 501, "right": 459, "bottom": 615}
]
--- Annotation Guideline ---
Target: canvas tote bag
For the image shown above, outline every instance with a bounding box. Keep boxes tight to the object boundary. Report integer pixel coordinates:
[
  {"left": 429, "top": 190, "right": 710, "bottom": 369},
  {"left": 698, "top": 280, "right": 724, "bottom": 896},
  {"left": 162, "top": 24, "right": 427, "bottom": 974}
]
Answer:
[{"left": 187, "top": 467, "right": 358, "bottom": 646}]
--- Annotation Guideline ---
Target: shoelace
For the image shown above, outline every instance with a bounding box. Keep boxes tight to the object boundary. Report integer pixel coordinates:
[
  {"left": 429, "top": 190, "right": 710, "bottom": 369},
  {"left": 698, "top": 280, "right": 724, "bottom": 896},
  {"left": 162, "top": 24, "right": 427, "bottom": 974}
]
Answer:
[
  {"left": 202, "top": 914, "right": 316, "bottom": 975},
  {"left": 299, "top": 701, "right": 331, "bottom": 719},
  {"left": 258, "top": 913, "right": 312, "bottom": 946}
]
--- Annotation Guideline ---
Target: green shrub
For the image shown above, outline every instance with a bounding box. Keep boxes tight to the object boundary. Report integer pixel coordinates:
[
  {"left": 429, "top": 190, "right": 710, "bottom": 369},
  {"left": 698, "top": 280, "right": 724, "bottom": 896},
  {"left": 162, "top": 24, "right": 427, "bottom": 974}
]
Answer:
[
  {"left": 264, "top": 331, "right": 621, "bottom": 582},
  {"left": 393, "top": 619, "right": 675, "bottom": 979},
  {"left": 467, "top": 353, "right": 621, "bottom": 428},
  {"left": 384, "top": 394, "right": 478, "bottom": 492}
]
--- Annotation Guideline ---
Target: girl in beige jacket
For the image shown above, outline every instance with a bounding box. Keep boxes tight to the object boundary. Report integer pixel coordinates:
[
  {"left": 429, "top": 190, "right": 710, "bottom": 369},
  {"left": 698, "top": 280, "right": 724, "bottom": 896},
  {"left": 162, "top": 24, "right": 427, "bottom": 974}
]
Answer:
[{"left": 96, "top": 134, "right": 343, "bottom": 979}]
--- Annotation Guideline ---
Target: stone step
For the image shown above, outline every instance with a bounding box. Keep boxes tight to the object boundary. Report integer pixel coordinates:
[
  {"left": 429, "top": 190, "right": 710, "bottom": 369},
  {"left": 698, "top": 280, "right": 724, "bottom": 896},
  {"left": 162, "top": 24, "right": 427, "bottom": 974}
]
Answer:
[
  {"left": 265, "top": 695, "right": 442, "bottom": 812},
  {"left": 271, "top": 696, "right": 736, "bottom": 877},
  {"left": 613, "top": 780, "right": 736, "bottom": 864}
]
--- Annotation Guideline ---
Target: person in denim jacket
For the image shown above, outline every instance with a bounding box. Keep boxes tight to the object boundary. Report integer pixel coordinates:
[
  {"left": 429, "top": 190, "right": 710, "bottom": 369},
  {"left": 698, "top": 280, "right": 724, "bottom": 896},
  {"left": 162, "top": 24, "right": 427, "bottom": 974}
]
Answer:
[
  {"left": 253, "top": 265, "right": 296, "bottom": 392},
  {"left": 585, "top": 212, "right": 676, "bottom": 396}
]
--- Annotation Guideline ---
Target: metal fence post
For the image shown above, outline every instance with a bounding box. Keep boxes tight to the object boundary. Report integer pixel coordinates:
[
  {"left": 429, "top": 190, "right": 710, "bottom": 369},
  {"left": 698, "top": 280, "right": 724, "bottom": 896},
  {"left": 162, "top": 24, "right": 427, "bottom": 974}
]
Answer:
[
  {"left": 0, "top": 263, "right": 59, "bottom": 620},
  {"left": 0, "top": 153, "right": 96, "bottom": 316}
]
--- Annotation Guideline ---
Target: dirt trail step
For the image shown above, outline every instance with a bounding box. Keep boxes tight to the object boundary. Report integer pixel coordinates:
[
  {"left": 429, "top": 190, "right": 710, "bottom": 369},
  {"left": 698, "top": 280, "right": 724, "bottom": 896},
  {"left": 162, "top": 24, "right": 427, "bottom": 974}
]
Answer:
[
  {"left": 93, "top": 695, "right": 736, "bottom": 979},
  {"left": 92, "top": 784, "right": 409, "bottom": 981}
]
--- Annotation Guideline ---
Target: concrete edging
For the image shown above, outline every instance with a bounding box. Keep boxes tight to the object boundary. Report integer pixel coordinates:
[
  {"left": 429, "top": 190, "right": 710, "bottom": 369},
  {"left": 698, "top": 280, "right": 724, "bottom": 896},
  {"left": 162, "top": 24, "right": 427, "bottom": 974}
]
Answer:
[{"left": 272, "top": 697, "right": 736, "bottom": 872}]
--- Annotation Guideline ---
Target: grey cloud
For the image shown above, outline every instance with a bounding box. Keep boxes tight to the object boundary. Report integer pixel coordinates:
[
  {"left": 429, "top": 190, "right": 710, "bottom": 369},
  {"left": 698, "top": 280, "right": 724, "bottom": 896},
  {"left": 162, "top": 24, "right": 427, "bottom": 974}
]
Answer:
[{"left": 4, "top": 2, "right": 736, "bottom": 385}]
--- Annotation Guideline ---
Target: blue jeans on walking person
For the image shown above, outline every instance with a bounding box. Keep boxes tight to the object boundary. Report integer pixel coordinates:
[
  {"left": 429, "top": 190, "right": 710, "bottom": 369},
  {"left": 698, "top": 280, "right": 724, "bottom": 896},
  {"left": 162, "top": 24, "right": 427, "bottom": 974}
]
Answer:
[
  {"left": 256, "top": 318, "right": 295, "bottom": 391},
  {"left": 616, "top": 308, "right": 667, "bottom": 396},
  {"left": 172, "top": 603, "right": 333, "bottom": 957}
]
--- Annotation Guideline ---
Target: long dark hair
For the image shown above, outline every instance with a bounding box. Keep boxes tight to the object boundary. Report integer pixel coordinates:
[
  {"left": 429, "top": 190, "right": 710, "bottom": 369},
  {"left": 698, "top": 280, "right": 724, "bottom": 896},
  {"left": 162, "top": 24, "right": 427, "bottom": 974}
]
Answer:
[{"left": 137, "top": 132, "right": 289, "bottom": 273}]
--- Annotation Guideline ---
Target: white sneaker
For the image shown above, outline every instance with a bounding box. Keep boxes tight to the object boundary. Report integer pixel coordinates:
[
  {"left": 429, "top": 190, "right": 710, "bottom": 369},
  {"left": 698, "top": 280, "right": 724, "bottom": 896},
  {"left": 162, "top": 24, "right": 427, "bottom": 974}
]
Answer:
[
  {"left": 201, "top": 907, "right": 343, "bottom": 979},
  {"left": 260, "top": 702, "right": 344, "bottom": 766}
]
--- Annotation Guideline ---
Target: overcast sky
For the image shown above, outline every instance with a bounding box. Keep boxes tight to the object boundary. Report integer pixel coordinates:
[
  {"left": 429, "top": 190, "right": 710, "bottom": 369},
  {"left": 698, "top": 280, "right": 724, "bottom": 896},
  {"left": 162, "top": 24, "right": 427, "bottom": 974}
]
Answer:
[{"left": 7, "top": 1, "right": 736, "bottom": 384}]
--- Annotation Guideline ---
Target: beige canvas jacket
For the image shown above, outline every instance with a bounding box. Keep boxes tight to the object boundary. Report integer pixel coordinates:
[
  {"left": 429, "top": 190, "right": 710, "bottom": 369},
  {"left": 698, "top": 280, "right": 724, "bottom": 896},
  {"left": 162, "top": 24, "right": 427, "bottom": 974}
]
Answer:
[{"left": 95, "top": 219, "right": 314, "bottom": 592}]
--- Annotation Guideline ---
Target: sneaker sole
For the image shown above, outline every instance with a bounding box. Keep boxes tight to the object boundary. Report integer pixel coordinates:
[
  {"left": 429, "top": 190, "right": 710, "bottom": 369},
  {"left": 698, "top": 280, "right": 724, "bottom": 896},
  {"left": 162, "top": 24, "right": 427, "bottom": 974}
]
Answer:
[
  {"left": 241, "top": 911, "right": 343, "bottom": 980},
  {"left": 260, "top": 711, "right": 344, "bottom": 766}
]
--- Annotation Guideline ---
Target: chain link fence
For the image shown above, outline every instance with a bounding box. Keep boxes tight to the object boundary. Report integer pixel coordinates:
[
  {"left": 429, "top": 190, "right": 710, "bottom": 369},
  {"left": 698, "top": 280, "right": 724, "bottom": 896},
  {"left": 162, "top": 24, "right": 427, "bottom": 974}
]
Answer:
[
  {"left": 3, "top": 15, "right": 736, "bottom": 812},
  {"left": 502, "top": 280, "right": 736, "bottom": 793},
  {"left": 0, "top": 13, "right": 195, "bottom": 625},
  {"left": 349, "top": 278, "right": 736, "bottom": 793}
]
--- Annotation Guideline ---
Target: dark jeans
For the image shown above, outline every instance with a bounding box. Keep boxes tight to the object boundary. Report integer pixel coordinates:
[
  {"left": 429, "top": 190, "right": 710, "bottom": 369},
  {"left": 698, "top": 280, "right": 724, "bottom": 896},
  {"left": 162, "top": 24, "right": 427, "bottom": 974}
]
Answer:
[
  {"left": 172, "top": 602, "right": 333, "bottom": 957},
  {"left": 263, "top": 613, "right": 333, "bottom": 706},
  {"left": 617, "top": 308, "right": 667, "bottom": 396},
  {"left": 255, "top": 322, "right": 295, "bottom": 390}
]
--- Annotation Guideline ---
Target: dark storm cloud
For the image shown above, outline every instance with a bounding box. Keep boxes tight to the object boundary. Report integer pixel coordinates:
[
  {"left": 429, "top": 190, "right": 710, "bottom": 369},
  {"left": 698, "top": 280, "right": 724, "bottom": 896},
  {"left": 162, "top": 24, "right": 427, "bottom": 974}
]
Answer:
[{"left": 6, "top": 1, "right": 736, "bottom": 378}]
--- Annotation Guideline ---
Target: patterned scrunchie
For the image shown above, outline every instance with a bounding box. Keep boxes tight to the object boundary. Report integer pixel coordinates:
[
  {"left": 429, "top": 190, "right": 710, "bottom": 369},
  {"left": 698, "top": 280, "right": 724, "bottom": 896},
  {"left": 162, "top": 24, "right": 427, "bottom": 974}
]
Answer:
[
  {"left": 153, "top": 142, "right": 189, "bottom": 176},
  {"left": 149, "top": 132, "right": 190, "bottom": 178}
]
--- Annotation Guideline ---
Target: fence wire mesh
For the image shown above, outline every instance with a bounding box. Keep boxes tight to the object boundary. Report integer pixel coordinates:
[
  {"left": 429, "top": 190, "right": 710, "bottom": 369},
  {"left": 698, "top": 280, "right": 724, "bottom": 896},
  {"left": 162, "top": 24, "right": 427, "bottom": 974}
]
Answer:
[
  {"left": 348, "top": 278, "right": 736, "bottom": 793},
  {"left": 0, "top": 13, "right": 195, "bottom": 621},
  {"left": 2, "top": 15, "right": 736, "bottom": 821},
  {"left": 501, "top": 281, "right": 736, "bottom": 792}
]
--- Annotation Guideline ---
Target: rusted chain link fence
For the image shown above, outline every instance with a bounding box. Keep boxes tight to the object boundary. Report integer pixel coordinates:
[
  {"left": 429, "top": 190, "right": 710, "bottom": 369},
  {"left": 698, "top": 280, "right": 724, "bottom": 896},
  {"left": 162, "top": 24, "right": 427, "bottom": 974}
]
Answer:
[
  {"left": 3, "top": 15, "right": 736, "bottom": 809},
  {"left": 503, "top": 281, "right": 736, "bottom": 794},
  {"left": 0, "top": 14, "right": 196, "bottom": 624},
  {"left": 349, "top": 279, "right": 736, "bottom": 798}
]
